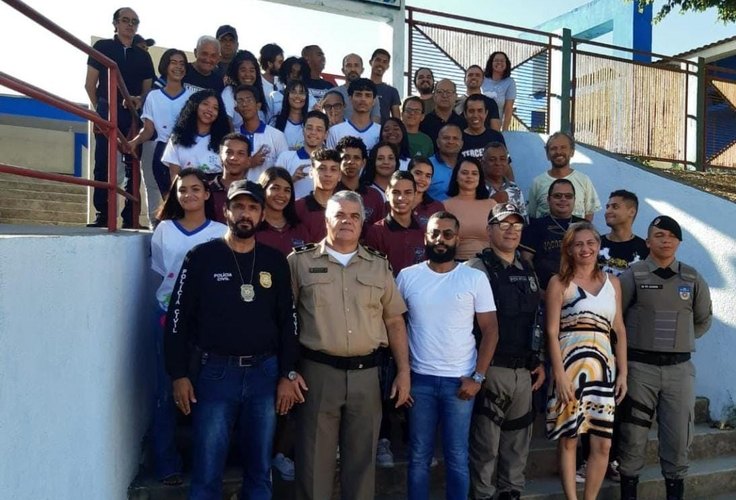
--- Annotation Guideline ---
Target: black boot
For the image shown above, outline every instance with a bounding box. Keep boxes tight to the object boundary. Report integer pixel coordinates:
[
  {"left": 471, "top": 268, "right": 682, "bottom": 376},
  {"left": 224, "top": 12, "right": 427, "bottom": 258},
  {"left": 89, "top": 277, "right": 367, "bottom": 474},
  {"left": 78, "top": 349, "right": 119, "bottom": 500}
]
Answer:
[
  {"left": 497, "top": 491, "right": 521, "bottom": 500},
  {"left": 620, "top": 475, "right": 639, "bottom": 500},
  {"left": 665, "top": 478, "right": 684, "bottom": 500}
]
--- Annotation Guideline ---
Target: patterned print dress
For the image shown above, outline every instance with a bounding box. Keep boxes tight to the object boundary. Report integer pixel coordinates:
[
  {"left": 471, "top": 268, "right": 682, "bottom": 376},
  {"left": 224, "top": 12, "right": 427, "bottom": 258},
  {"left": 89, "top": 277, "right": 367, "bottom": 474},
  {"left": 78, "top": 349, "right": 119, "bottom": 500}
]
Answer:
[{"left": 546, "top": 275, "right": 617, "bottom": 440}]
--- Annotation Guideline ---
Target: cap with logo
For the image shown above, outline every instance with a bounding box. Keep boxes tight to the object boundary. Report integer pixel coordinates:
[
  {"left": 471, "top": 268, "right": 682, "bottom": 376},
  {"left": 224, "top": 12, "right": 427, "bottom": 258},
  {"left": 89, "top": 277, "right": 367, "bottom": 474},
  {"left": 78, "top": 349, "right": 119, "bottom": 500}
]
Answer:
[
  {"left": 649, "top": 215, "right": 682, "bottom": 241},
  {"left": 216, "top": 25, "right": 238, "bottom": 41},
  {"left": 227, "top": 180, "right": 264, "bottom": 205},
  {"left": 488, "top": 203, "right": 524, "bottom": 224}
]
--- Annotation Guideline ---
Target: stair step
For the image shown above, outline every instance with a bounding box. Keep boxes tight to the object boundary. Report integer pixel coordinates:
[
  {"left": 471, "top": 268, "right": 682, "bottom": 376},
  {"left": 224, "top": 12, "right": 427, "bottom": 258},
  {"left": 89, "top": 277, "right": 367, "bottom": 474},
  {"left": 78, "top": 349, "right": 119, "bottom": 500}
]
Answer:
[
  {"left": 526, "top": 423, "right": 736, "bottom": 479},
  {"left": 0, "top": 197, "right": 86, "bottom": 214},
  {"left": 522, "top": 453, "right": 736, "bottom": 499},
  {"left": 0, "top": 207, "right": 87, "bottom": 224},
  {"left": 0, "top": 173, "right": 88, "bottom": 195},
  {"left": 0, "top": 187, "right": 87, "bottom": 204},
  {"left": 0, "top": 217, "right": 87, "bottom": 227}
]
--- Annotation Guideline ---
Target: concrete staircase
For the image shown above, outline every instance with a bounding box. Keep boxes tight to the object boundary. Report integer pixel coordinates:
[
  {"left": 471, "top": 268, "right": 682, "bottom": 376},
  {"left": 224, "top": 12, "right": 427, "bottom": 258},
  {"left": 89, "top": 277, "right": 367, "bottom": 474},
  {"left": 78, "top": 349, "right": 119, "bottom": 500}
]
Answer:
[
  {"left": 128, "top": 397, "right": 736, "bottom": 499},
  {"left": 0, "top": 172, "right": 87, "bottom": 226}
]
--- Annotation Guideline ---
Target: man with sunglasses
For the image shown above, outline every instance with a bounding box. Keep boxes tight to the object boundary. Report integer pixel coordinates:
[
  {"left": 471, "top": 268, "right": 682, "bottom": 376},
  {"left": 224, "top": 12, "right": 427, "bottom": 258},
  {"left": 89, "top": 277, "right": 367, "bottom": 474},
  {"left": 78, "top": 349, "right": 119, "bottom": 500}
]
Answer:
[
  {"left": 85, "top": 7, "right": 155, "bottom": 227},
  {"left": 397, "top": 211, "right": 498, "bottom": 500},
  {"left": 520, "top": 179, "right": 585, "bottom": 294},
  {"left": 466, "top": 203, "right": 544, "bottom": 500},
  {"left": 527, "top": 132, "right": 600, "bottom": 221}
]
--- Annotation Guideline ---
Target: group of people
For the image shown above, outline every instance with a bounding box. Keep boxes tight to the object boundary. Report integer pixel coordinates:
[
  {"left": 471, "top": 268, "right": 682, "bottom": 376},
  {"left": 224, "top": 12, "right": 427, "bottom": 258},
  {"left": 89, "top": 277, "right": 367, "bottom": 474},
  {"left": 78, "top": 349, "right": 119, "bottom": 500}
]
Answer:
[{"left": 85, "top": 8, "right": 714, "bottom": 500}]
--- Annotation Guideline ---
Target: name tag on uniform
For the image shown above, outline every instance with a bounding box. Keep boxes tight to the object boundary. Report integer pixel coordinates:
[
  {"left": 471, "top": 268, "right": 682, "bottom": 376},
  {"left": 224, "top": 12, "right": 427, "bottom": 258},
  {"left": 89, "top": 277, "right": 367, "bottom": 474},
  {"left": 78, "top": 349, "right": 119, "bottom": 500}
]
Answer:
[
  {"left": 309, "top": 267, "right": 328, "bottom": 273},
  {"left": 640, "top": 284, "right": 663, "bottom": 289}
]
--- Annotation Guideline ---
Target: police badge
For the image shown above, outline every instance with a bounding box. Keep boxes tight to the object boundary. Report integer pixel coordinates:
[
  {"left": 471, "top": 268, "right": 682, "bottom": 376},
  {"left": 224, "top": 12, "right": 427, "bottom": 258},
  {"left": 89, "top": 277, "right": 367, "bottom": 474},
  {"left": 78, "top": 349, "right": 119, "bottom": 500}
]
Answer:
[
  {"left": 529, "top": 276, "right": 539, "bottom": 292},
  {"left": 259, "top": 271, "right": 272, "bottom": 288},
  {"left": 678, "top": 285, "right": 691, "bottom": 300}
]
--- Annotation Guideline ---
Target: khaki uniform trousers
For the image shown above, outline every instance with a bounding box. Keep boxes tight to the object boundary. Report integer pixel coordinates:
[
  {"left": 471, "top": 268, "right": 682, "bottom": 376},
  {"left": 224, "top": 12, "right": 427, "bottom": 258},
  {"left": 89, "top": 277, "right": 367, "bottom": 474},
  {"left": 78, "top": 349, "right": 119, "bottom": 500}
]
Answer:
[
  {"left": 469, "top": 366, "right": 534, "bottom": 499},
  {"left": 619, "top": 360, "right": 695, "bottom": 479},
  {"left": 295, "top": 359, "right": 381, "bottom": 500}
]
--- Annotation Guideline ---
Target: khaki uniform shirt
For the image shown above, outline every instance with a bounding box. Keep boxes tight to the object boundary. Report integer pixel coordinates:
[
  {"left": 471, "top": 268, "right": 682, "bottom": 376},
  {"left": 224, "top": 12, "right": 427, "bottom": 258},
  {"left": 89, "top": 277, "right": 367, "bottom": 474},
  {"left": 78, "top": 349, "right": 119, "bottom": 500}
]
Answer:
[{"left": 288, "top": 240, "right": 407, "bottom": 356}]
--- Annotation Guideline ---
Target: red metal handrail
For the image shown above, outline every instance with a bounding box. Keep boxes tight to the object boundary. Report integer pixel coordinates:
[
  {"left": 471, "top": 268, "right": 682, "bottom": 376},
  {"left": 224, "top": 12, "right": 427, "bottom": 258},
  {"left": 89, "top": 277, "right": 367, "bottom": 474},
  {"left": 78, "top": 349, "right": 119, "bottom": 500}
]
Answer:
[{"left": 1, "top": 0, "right": 141, "bottom": 232}]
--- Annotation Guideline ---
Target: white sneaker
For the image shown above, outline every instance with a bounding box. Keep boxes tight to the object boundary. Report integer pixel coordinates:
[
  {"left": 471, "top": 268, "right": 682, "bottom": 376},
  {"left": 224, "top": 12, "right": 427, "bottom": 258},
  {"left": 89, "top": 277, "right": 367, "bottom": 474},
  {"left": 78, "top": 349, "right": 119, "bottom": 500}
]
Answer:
[
  {"left": 575, "top": 462, "right": 587, "bottom": 483},
  {"left": 272, "top": 453, "right": 295, "bottom": 481},
  {"left": 376, "top": 438, "right": 395, "bottom": 468}
]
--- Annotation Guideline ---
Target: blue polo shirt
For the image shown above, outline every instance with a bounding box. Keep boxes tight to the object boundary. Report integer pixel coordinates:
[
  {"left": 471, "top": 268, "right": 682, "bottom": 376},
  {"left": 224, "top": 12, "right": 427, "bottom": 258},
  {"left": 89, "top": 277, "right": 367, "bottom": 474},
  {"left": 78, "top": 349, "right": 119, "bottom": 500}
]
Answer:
[{"left": 428, "top": 154, "right": 455, "bottom": 202}]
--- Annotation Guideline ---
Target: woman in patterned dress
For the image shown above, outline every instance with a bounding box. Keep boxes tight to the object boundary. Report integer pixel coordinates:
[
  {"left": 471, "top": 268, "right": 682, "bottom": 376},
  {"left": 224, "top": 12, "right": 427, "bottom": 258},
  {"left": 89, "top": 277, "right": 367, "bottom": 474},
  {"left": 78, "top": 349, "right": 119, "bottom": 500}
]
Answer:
[{"left": 545, "top": 222, "right": 628, "bottom": 500}]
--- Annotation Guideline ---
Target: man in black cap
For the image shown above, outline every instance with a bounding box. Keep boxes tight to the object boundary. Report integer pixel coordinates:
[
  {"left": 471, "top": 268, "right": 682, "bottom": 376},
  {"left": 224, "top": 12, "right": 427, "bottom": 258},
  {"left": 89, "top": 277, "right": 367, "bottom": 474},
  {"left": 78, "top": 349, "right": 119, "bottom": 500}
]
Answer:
[
  {"left": 165, "top": 179, "right": 304, "bottom": 499},
  {"left": 132, "top": 34, "right": 155, "bottom": 52},
  {"left": 618, "top": 215, "right": 712, "bottom": 500},
  {"left": 466, "top": 203, "right": 545, "bottom": 500},
  {"left": 216, "top": 24, "right": 239, "bottom": 76}
]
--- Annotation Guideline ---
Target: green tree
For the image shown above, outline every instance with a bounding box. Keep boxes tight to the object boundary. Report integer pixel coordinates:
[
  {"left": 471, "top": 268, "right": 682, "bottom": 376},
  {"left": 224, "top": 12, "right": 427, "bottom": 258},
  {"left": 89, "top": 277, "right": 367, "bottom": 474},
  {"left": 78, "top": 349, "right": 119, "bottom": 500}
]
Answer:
[{"left": 636, "top": 0, "right": 736, "bottom": 23}]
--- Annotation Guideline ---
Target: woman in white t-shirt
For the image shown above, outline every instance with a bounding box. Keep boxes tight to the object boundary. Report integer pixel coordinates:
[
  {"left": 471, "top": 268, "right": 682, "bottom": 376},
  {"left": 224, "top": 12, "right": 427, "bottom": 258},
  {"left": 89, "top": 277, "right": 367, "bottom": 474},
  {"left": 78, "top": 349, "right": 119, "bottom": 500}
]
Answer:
[
  {"left": 222, "top": 50, "right": 269, "bottom": 128},
  {"left": 481, "top": 51, "right": 517, "bottom": 131},
  {"left": 273, "top": 80, "right": 309, "bottom": 150},
  {"left": 161, "top": 89, "right": 230, "bottom": 180},
  {"left": 128, "top": 48, "right": 192, "bottom": 195},
  {"left": 149, "top": 168, "right": 226, "bottom": 486}
]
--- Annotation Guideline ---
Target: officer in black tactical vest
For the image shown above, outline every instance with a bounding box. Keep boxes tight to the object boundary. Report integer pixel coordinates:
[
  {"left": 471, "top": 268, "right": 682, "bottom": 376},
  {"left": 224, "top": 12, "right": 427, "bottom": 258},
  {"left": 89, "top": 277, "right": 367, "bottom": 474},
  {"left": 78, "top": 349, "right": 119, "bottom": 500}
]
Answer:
[
  {"left": 466, "top": 203, "right": 546, "bottom": 500},
  {"left": 618, "top": 216, "right": 712, "bottom": 500}
]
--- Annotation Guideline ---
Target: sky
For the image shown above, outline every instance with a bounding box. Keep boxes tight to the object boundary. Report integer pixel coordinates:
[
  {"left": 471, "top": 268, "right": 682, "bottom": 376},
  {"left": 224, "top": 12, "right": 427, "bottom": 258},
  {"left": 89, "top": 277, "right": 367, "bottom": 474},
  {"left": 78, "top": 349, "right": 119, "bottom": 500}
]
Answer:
[{"left": 0, "top": 0, "right": 733, "bottom": 104}]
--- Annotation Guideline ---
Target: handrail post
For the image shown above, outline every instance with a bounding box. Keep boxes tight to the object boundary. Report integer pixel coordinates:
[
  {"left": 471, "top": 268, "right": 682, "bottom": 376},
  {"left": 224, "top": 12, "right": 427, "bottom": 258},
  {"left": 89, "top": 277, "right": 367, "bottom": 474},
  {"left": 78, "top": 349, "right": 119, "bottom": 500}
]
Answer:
[
  {"left": 560, "top": 28, "right": 572, "bottom": 133},
  {"left": 107, "top": 67, "right": 118, "bottom": 232},
  {"left": 696, "top": 57, "right": 707, "bottom": 172}
]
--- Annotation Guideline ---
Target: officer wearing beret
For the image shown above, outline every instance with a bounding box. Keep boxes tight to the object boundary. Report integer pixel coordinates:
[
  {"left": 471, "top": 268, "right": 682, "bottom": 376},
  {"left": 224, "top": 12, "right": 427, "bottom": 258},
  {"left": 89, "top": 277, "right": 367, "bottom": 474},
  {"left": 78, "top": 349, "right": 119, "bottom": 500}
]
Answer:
[{"left": 618, "top": 216, "right": 712, "bottom": 500}]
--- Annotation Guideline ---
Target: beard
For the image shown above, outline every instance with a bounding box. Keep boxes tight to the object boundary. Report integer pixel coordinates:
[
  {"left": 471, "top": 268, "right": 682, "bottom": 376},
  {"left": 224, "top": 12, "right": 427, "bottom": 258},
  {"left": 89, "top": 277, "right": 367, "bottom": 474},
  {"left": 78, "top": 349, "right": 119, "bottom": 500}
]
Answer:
[
  {"left": 425, "top": 242, "right": 457, "bottom": 263},
  {"left": 228, "top": 218, "right": 258, "bottom": 239}
]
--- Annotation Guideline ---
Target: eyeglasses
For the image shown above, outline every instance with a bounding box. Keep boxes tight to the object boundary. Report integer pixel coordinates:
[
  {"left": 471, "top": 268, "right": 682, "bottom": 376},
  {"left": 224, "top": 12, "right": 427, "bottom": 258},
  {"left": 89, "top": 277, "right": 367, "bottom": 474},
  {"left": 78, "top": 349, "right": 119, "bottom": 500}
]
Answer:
[
  {"left": 322, "top": 103, "right": 344, "bottom": 111},
  {"left": 236, "top": 96, "right": 256, "bottom": 105},
  {"left": 427, "top": 229, "right": 457, "bottom": 240},
  {"left": 492, "top": 222, "right": 524, "bottom": 232},
  {"left": 118, "top": 16, "right": 140, "bottom": 26},
  {"left": 550, "top": 192, "right": 574, "bottom": 200}
]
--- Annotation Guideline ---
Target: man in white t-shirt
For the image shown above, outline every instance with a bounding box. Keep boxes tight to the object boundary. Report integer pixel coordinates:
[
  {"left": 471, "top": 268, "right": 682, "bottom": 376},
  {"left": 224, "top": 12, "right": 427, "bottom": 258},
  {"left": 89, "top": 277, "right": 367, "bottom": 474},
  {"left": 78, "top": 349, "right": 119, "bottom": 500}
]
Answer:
[
  {"left": 396, "top": 211, "right": 499, "bottom": 500},
  {"left": 275, "top": 110, "right": 328, "bottom": 199},
  {"left": 326, "top": 78, "right": 381, "bottom": 151},
  {"left": 234, "top": 84, "right": 289, "bottom": 182},
  {"left": 527, "top": 131, "right": 601, "bottom": 221}
]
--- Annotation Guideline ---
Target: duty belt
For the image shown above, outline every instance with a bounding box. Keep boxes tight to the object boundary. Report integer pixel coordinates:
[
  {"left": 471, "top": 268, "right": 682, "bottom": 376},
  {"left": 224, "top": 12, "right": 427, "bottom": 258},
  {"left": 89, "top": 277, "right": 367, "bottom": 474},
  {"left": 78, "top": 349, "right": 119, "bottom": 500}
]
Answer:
[
  {"left": 302, "top": 346, "right": 379, "bottom": 370},
  {"left": 628, "top": 349, "right": 690, "bottom": 366},
  {"left": 203, "top": 351, "right": 275, "bottom": 367},
  {"left": 491, "top": 353, "right": 537, "bottom": 370}
]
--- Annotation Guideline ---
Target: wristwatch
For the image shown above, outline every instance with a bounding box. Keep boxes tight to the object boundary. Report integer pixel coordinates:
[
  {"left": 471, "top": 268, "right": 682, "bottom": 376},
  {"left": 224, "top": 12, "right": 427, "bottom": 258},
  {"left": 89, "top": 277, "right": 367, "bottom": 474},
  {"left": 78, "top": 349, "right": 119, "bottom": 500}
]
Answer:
[
  {"left": 471, "top": 371, "right": 486, "bottom": 384},
  {"left": 287, "top": 370, "right": 298, "bottom": 381}
]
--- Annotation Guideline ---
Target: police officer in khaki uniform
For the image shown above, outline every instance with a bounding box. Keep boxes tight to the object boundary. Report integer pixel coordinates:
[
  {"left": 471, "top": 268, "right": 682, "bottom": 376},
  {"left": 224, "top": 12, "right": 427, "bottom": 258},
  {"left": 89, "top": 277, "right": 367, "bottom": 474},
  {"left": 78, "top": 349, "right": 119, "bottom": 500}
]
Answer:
[
  {"left": 618, "top": 216, "right": 712, "bottom": 500},
  {"left": 466, "top": 203, "right": 545, "bottom": 500},
  {"left": 288, "top": 190, "right": 411, "bottom": 500}
]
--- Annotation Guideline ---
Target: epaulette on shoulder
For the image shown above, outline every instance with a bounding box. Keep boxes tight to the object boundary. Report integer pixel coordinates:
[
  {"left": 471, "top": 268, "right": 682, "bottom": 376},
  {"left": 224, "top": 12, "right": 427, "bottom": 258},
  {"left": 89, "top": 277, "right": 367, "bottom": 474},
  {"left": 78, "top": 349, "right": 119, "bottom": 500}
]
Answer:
[
  {"left": 293, "top": 243, "right": 318, "bottom": 254},
  {"left": 363, "top": 245, "right": 387, "bottom": 259}
]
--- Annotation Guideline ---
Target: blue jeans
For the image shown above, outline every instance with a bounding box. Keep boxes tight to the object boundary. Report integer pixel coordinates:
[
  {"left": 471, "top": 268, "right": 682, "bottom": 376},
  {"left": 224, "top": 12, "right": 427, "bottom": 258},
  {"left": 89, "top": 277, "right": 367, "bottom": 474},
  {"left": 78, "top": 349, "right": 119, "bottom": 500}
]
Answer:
[
  {"left": 190, "top": 354, "right": 278, "bottom": 500},
  {"left": 408, "top": 372, "right": 474, "bottom": 500},
  {"left": 152, "top": 311, "right": 182, "bottom": 480}
]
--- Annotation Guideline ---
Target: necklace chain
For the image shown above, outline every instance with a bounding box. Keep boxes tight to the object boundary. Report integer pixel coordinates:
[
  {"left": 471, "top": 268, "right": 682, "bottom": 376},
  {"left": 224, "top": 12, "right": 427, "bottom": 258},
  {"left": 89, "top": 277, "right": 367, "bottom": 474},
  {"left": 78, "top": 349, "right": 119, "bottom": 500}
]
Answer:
[{"left": 227, "top": 238, "right": 257, "bottom": 302}]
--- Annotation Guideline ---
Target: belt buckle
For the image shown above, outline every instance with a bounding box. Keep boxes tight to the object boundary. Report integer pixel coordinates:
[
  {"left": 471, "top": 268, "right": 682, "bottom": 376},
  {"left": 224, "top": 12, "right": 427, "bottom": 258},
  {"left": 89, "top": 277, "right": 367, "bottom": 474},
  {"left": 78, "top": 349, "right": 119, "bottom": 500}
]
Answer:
[{"left": 237, "top": 355, "right": 255, "bottom": 367}]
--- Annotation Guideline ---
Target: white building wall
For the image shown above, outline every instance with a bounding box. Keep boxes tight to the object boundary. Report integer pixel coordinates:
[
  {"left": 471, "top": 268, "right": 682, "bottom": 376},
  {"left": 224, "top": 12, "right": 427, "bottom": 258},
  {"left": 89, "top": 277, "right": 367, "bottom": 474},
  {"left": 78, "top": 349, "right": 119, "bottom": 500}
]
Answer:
[
  {"left": 0, "top": 228, "right": 156, "bottom": 499},
  {"left": 507, "top": 131, "right": 736, "bottom": 420}
]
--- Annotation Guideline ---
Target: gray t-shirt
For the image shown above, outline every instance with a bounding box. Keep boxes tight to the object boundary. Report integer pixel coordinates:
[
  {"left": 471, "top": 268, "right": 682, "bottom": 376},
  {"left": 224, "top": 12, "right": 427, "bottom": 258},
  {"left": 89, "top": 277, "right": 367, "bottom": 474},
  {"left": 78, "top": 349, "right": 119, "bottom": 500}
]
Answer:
[
  {"left": 376, "top": 83, "right": 401, "bottom": 124},
  {"left": 481, "top": 77, "right": 516, "bottom": 122},
  {"left": 335, "top": 84, "right": 381, "bottom": 122}
]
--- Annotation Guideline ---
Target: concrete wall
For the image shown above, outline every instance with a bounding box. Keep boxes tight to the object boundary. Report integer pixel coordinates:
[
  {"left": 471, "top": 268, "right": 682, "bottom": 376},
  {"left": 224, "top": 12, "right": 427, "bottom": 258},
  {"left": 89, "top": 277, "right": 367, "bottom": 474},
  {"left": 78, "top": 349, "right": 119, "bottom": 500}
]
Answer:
[
  {"left": 507, "top": 131, "right": 736, "bottom": 420},
  {"left": 0, "top": 227, "right": 156, "bottom": 499},
  {"left": 0, "top": 124, "right": 76, "bottom": 174}
]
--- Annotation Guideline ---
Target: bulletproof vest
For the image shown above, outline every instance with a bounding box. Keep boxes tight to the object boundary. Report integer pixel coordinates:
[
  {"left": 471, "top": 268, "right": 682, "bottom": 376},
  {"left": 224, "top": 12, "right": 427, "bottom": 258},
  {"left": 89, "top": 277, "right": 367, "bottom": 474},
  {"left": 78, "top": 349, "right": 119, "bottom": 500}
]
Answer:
[
  {"left": 479, "top": 250, "right": 541, "bottom": 355},
  {"left": 625, "top": 260, "right": 698, "bottom": 353}
]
